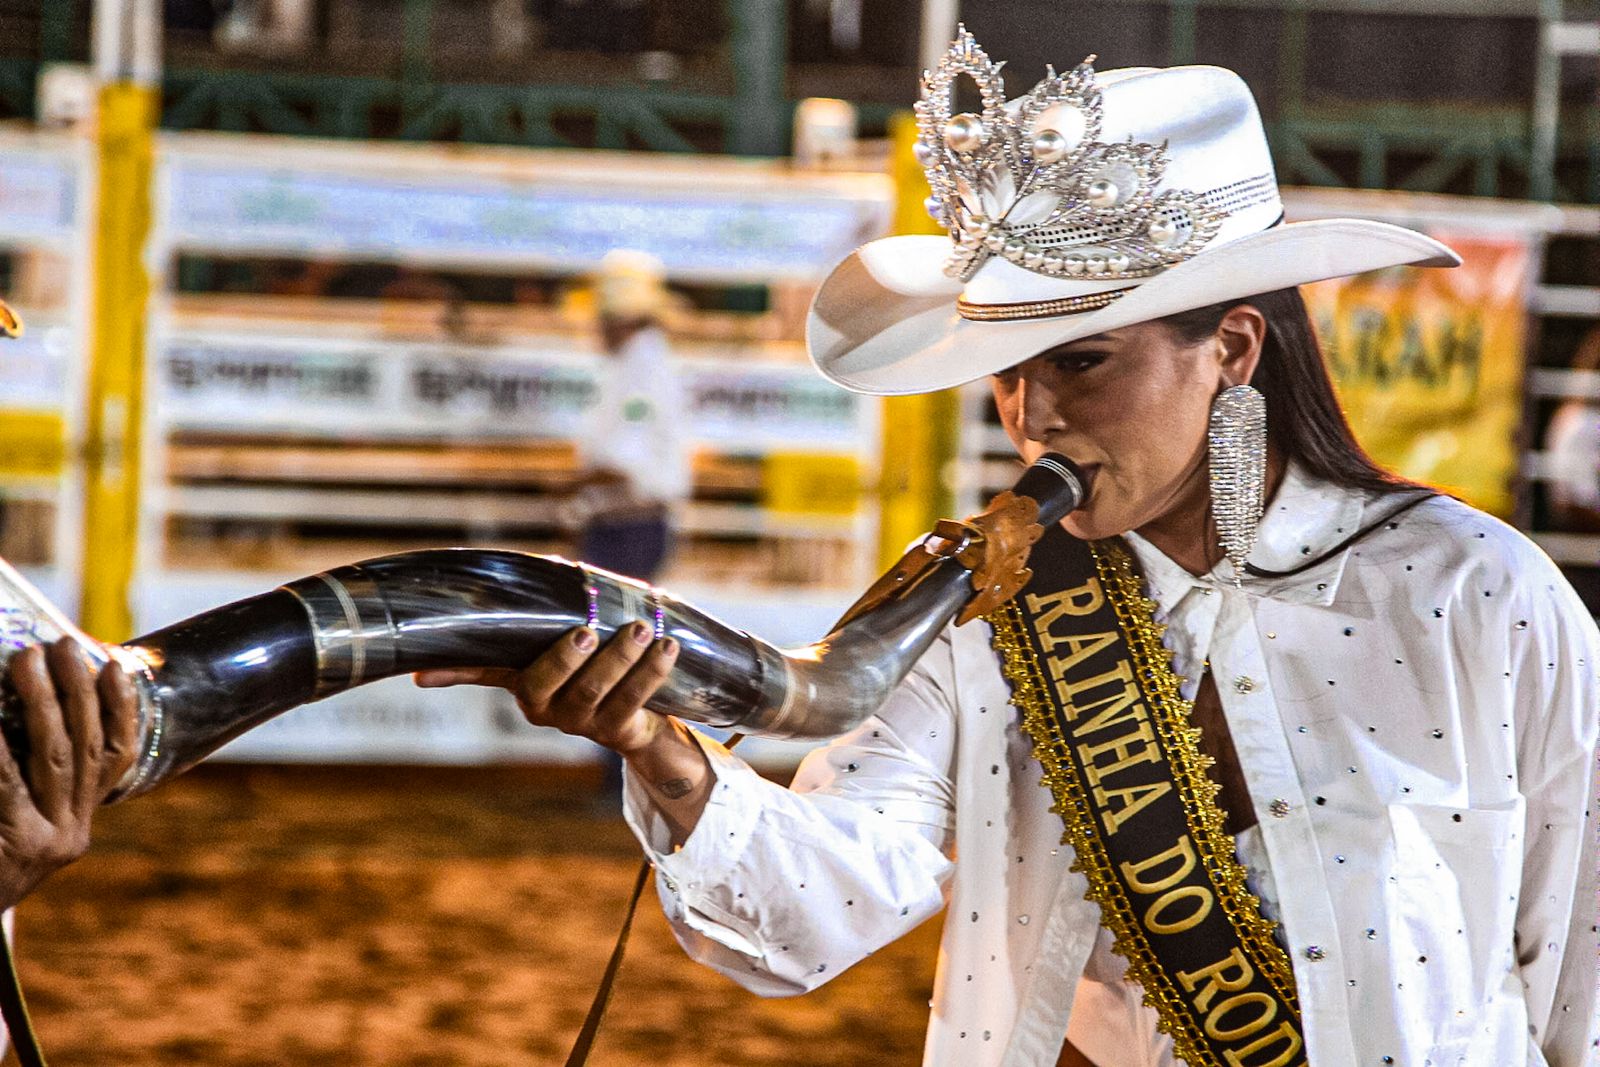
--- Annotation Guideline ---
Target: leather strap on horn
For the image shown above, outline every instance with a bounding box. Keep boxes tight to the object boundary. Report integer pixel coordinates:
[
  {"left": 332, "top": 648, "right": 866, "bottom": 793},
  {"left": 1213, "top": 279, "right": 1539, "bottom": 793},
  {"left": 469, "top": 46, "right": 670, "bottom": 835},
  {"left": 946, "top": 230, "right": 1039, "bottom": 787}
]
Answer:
[
  {"left": 834, "top": 490, "right": 1046, "bottom": 630},
  {"left": 946, "top": 490, "right": 1046, "bottom": 625}
]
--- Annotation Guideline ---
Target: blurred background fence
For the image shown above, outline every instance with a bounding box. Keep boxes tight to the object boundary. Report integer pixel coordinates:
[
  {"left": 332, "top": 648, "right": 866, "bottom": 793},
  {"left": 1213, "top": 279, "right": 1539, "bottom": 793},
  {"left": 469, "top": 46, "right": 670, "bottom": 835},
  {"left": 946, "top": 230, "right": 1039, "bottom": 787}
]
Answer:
[{"left": 0, "top": 0, "right": 1594, "bottom": 196}]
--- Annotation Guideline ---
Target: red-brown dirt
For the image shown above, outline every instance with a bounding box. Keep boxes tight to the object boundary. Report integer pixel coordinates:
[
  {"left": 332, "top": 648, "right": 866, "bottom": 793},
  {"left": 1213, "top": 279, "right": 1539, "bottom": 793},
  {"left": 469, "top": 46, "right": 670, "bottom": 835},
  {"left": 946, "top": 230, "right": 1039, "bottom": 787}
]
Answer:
[{"left": 12, "top": 764, "right": 942, "bottom": 1066}]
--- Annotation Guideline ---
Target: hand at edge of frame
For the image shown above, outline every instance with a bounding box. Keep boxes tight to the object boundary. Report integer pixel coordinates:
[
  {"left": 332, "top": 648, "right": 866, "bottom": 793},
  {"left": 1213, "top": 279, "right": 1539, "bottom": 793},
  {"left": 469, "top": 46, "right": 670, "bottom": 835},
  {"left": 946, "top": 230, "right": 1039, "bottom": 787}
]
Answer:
[{"left": 0, "top": 638, "right": 138, "bottom": 912}]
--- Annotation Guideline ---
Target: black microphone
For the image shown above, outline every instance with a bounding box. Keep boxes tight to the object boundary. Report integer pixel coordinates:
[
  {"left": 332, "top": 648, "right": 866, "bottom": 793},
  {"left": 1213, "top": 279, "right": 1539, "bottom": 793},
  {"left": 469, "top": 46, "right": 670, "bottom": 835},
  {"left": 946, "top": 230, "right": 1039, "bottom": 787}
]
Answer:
[{"left": 1013, "top": 452, "right": 1088, "bottom": 525}]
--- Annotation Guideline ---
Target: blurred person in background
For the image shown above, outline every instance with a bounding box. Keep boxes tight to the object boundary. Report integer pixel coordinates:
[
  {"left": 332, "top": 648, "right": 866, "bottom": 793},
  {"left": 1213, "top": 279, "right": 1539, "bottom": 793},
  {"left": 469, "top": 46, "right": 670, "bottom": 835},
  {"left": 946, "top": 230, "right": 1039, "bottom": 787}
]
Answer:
[
  {"left": 1543, "top": 324, "right": 1600, "bottom": 531},
  {"left": 421, "top": 35, "right": 1599, "bottom": 1067},
  {"left": 570, "top": 251, "right": 690, "bottom": 797},
  {"left": 571, "top": 250, "right": 690, "bottom": 587}
]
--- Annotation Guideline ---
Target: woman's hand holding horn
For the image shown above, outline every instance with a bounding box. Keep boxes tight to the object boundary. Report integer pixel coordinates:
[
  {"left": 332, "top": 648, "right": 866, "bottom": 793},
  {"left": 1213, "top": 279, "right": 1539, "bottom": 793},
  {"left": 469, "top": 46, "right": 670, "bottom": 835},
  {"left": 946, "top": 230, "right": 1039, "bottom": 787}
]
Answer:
[{"left": 414, "top": 624, "right": 714, "bottom": 843}]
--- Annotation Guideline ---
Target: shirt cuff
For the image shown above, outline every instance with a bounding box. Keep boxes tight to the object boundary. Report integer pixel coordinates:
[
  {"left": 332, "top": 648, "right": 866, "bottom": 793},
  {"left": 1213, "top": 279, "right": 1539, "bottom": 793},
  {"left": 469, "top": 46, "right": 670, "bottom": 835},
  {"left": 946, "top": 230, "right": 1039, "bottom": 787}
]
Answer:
[{"left": 621, "top": 727, "right": 767, "bottom": 898}]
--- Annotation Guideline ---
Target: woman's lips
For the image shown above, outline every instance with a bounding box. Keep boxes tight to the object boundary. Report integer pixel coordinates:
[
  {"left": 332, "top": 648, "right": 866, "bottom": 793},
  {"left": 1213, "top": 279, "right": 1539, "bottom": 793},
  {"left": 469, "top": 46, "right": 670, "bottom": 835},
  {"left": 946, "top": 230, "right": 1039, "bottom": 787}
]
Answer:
[{"left": 1074, "top": 463, "right": 1101, "bottom": 508}]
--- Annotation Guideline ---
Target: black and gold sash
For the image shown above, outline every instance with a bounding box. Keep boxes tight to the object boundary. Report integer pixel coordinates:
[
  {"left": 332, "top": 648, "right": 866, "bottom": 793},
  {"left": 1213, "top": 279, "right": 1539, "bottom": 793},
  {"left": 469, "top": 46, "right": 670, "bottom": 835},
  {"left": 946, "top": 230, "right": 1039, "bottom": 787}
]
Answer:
[{"left": 987, "top": 527, "right": 1306, "bottom": 1067}]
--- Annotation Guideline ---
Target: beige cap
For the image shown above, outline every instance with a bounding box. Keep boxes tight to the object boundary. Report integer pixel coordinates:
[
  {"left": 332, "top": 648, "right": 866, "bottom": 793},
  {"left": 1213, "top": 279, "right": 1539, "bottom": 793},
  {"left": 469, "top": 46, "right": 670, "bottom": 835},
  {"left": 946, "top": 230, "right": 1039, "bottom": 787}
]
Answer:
[{"left": 596, "top": 250, "right": 671, "bottom": 320}]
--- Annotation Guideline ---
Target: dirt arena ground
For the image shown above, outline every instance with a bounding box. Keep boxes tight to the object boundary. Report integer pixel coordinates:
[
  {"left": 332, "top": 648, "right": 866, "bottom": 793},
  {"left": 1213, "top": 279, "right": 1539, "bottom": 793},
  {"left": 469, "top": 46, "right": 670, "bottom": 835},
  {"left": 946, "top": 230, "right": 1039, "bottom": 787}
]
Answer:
[{"left": 13, "top": 764, "right": 942, "bottom": 1066}]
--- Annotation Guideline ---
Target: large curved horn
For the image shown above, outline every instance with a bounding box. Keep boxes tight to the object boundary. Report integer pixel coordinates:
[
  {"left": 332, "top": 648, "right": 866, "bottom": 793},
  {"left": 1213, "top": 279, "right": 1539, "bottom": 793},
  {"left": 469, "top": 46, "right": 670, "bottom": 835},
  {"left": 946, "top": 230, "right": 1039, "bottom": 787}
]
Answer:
[{"left": 0, "top": 455, "right": 1084, "bottom": 801}]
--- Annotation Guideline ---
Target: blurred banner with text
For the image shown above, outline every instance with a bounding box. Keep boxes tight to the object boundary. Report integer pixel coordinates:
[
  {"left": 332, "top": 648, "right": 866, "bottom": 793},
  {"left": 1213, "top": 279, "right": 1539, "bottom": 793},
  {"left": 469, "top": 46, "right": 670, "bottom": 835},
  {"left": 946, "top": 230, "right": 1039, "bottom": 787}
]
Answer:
[{"left": 1306, "top": 232, "right": 1533, "bottom": 518}]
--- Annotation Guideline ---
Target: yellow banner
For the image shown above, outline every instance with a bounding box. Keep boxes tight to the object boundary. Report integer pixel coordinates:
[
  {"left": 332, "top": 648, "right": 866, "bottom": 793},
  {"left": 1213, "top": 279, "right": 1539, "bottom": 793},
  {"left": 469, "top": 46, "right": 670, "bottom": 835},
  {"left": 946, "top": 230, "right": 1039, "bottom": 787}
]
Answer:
[
  {"left": 764, "top": 452, "right": 864, "bottom": 516},
  {"left": 1304, "top": 233, "right": 1532, "bottom": 518},
  {"left": 0, "top": 409, "right": 67, "bottom": 479}
]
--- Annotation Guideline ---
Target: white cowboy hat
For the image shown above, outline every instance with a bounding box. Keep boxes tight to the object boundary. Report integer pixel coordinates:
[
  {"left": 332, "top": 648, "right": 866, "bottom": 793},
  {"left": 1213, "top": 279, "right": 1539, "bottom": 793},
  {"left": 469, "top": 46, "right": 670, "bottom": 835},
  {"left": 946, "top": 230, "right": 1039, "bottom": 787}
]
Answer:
[{"left": 806, "top": 30, "right": 1459, "bottom": 396}]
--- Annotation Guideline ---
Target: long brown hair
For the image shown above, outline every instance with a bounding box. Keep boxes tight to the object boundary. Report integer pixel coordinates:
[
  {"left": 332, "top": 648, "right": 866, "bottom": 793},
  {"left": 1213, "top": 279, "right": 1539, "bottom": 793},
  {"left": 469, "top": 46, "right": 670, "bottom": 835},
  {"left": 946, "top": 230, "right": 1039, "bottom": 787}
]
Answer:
[{"left": 1158, "top": 287, "right": 1414, "bottom": 495}]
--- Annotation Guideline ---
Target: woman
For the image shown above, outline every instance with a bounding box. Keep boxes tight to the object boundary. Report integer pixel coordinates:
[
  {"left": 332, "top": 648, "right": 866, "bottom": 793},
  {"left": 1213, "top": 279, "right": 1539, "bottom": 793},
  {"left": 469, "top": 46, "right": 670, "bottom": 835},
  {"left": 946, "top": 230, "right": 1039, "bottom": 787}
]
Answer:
[{"left": 417, "top": 32, "right": 1599, "bottom": 1067}]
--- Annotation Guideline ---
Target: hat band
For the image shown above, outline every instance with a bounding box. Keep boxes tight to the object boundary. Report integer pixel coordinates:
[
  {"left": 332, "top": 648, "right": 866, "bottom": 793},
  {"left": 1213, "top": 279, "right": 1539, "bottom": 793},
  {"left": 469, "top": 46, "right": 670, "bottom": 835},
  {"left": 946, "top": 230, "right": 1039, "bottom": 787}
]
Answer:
[{"left": 957, "top": 287, "right": 1134, "bottom": 322}]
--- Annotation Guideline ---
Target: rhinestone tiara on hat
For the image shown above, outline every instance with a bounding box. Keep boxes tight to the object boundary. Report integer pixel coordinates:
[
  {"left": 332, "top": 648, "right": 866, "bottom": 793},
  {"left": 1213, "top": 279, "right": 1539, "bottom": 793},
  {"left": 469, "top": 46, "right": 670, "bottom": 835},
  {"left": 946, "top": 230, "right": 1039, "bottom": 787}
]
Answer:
[{"left": 915, "top": 27, "right": 1270, "bottom": 285}]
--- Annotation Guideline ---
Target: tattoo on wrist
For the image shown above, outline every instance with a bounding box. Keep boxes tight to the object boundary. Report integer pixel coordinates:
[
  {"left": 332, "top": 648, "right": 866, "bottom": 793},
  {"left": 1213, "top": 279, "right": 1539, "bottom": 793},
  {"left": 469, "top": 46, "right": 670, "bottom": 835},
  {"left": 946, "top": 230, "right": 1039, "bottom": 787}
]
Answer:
[{"left": 656, "top": 777, "right": 694, "bottom": 800}]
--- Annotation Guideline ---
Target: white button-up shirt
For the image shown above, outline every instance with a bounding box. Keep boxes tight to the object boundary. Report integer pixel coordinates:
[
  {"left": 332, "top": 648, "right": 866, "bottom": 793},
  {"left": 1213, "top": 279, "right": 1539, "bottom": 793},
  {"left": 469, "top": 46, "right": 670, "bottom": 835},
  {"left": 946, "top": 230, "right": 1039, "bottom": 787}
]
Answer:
[{"left": 624, "top": 463, "right": 1600, "bottom": 1067}]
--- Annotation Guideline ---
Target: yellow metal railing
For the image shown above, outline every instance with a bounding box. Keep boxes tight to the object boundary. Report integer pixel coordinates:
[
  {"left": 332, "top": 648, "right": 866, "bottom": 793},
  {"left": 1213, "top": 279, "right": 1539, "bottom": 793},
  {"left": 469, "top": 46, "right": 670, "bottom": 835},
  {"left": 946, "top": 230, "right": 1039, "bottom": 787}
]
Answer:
[
  {"left": 79, "top": 81, "right": 158, "bottom": 639},
  {"left": 876, "top": 112, "right": 961, "bottom": 569}
]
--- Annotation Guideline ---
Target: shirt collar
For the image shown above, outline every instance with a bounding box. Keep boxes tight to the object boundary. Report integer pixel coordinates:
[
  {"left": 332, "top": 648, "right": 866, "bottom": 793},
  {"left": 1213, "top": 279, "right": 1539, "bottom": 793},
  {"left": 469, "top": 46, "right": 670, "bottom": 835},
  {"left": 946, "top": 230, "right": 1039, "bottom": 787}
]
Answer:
[{"left": 1123, "top": 460, "right": 1370, "bottom": 607}]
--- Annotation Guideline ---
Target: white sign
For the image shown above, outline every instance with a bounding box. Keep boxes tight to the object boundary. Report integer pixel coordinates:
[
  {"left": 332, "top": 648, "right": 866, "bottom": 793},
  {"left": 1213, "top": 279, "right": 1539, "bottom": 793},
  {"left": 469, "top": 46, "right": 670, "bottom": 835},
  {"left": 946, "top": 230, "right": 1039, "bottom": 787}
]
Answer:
[
  {"left": 0, "top": 149, "right": 80, "bottom": 244},
  {"left": 164, "top": 161, "right": 889, "bottom": 282},
  {"left": 0, "top": 325, "right": 75, "bottom": 409},
  {"left": 160, "top": 333, "right": 871, "bottom": 452},
  {"left": 682, "top": 358, "right": 868, "bottom": 450}
]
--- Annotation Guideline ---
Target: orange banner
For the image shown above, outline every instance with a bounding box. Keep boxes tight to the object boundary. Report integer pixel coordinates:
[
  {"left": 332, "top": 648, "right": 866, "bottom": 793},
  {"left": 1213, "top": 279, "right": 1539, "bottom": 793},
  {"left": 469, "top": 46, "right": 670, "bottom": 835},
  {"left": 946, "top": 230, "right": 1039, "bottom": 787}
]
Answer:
[{"left": 1304, "top": 233, "right": 1532, "bottom": 518}]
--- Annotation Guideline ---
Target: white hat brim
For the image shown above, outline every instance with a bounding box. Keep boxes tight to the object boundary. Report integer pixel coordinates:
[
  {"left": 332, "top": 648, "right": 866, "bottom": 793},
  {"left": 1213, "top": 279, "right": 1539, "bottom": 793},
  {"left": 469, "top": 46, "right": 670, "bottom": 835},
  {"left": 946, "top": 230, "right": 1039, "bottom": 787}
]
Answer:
[{"left": 807, "top": 219, "right": 1460, "bottom": 396}]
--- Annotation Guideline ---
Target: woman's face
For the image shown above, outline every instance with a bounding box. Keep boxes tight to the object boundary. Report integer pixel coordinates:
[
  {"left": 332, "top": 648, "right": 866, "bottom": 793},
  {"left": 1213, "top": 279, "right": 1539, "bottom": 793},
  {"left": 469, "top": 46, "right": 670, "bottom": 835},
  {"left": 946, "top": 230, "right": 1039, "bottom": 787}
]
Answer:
[{"left": 991, "top": 319, "right": 1233, "bottom": 542}]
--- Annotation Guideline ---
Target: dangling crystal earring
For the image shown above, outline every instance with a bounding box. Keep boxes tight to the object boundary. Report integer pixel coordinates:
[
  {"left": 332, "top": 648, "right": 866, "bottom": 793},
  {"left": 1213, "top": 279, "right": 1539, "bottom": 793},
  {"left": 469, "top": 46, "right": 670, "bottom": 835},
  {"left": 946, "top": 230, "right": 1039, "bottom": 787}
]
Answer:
[{"left": 1208, "top": 384, "right": 1267, "bottom": 584}]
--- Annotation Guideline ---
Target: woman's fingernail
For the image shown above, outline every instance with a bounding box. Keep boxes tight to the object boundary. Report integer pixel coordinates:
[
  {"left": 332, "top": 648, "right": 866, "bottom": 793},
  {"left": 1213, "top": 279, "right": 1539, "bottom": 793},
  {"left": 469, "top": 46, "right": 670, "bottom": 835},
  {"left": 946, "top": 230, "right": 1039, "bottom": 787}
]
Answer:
[
  {"left": 573, "top": 628, "right": 597, "bottom": 652},
  {"left": 631, "top": 623, "right": 651, "bottom": 646},
  {"left": 661, "top": 638, "right": 679, "bottom": 657}
]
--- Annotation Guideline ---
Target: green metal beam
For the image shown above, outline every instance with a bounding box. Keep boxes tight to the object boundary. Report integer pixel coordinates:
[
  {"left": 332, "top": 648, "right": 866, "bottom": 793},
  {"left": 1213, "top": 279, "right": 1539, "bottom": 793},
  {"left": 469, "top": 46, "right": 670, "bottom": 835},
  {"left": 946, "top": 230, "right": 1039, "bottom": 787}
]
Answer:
[
  {"left": 1, "top": 11, "right": 1595, "bottom": 206},
  {"left": 1277, "top": 3, "right": 1308, "bottom": 117},
  {"left": 402, "top": 0, "right": 437, "bottom": 121},
  {"left": 1588, "top": 110, "right": 1600, "bottom": 203},
  {"left": 1473, "top": 149, "right": 1499, "bottom": 198},
  {"left": 1272, "top": 126, "right": 1345, "bottom": 186},
  {"left": 620, "top": 99, "right": 699, "bottom": 153},
  {"left": 39, "top": 0, "right": 76, "bottom": 65},
  {"left": 1528, "top": 0, "right": 1563, "bottom": 201},
  {"left": 0, "top": 58, "right": 32, "bottom": 117},
  {"left": 1169, "top": 0, "right": 1199, "bottom": 65},
  {"left": 1359, "top": 127, "right": 1386, "bottom": 188},
  {"left": 727, "top": 0, "right": 789, "bottom": 156}
]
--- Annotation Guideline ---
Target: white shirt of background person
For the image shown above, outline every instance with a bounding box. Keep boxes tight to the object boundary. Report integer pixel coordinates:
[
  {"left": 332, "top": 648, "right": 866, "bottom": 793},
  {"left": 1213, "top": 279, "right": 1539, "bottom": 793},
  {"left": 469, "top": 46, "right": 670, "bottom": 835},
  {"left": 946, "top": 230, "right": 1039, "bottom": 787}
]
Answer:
[{"left": 584, "top": 324, "right": 692, "bottom": 509}]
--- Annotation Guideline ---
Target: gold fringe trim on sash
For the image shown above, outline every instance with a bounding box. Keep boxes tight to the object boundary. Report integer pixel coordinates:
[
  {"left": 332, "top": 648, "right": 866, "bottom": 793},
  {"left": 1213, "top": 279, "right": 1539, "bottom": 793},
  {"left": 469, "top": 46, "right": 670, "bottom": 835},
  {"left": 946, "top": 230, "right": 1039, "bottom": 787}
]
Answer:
[{"left": 987, "top": 539, "right": 1299, "bottom": 1066}]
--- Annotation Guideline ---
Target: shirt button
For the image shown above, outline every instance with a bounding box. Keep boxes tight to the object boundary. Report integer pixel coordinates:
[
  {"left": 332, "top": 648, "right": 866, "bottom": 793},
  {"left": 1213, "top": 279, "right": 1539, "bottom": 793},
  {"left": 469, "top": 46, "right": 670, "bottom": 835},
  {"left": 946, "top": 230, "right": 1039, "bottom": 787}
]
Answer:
[
  {"left": 1268, "top": 798, "right": 1291, "bottom": 819},
  {"left": 1304, "top": 945, "right": 1327, "bottom": 961},
  {"left": 1233, "top": 676, "right": 1259, "bottom": 694}
]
